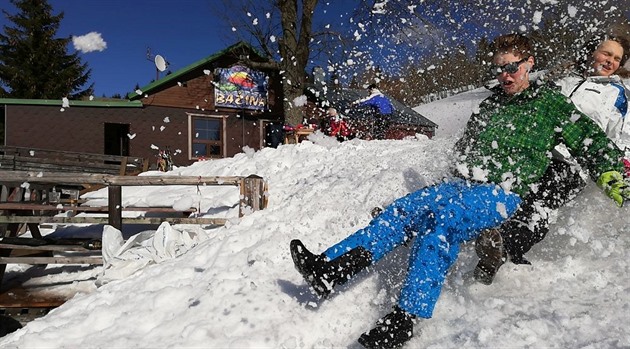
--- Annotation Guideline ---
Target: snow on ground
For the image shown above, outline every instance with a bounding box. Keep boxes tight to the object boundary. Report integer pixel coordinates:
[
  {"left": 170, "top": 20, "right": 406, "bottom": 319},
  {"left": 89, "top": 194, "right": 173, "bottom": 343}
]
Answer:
[{"left": 1, "top": 87, "right": 628, "bottom": 348}]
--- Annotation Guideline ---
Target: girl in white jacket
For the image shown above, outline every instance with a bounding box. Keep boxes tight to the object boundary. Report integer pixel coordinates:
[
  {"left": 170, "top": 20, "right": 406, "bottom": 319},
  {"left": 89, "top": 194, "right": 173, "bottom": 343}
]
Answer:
[{"left": 556, "top": 35, "right": 630, "bottom": 155}]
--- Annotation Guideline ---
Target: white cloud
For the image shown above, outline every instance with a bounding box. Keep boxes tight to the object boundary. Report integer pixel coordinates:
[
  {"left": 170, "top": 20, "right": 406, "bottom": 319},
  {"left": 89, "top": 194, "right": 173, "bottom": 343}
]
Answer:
[{"left": 72, "top": 32, "right": 107, "bottom": 53}]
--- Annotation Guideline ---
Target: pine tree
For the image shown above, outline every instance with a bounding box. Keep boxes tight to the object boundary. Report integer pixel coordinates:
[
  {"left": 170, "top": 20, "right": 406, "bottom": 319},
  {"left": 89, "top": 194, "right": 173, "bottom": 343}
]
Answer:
[{"left": 0, "top": 0, "right": 93, "bottom": 99}]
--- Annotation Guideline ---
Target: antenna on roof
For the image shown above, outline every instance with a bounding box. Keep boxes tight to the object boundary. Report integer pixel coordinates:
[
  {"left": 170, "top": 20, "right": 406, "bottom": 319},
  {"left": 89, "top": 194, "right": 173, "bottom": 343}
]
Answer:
[
  {"left": 146, "top": 47, "right": 169, "bottom": 81},
  {"left": 155, "top": 55, "right": 168, "bottom": 72}
]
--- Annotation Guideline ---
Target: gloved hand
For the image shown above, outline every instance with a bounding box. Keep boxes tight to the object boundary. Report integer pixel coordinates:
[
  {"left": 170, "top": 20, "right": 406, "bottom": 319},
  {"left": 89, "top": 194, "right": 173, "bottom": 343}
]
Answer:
[{"left": 597, "top": 170, "right": 630, "bottom": 207}]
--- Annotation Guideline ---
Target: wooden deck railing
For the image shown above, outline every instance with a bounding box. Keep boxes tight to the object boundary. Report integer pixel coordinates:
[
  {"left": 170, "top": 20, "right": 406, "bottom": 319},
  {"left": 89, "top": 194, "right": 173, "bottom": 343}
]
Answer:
[
  {"left": 0, "top": 146, "right": 149, "bottom": 176},
  {"left": 0, "top": 171, "right": 268, "bottom": 288}
]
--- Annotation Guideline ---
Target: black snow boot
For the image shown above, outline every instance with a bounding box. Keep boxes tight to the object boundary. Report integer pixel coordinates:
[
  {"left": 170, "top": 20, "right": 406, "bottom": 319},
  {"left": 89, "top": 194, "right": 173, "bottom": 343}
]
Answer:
[
  {"left": 290, "top": 239, "right": 372, "bottom": 297},
  {"left": 371, "top": 206, "right": 383, "bottom": 218},
  {"left": 473, "top": 228, "right": 507, "bottom": 285},
  {"left": 358, "top": 306, "right": 416, "bottom": 349}
]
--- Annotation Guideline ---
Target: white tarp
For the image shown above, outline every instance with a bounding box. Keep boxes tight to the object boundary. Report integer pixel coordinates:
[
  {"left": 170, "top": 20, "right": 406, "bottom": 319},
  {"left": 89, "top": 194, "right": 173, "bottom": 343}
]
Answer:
[{"left": 97, "top": 222, "right": 210, "bottom": 285}]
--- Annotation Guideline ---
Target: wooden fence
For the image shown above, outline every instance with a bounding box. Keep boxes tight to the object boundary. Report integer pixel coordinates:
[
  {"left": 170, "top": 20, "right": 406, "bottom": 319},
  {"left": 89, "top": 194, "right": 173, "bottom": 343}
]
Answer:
[
  {"left": 0, "top": 146, "right": 149, "bottom": 176},
  {"left": 0, "top": 171, "right": 268, "bottom": 288}
]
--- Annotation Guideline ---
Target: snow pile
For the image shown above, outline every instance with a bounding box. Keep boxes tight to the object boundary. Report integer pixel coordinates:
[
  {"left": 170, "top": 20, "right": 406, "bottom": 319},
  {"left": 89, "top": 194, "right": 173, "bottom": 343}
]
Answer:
[{"left": 0, "top": 88, "right": 628, "bottom": 348}]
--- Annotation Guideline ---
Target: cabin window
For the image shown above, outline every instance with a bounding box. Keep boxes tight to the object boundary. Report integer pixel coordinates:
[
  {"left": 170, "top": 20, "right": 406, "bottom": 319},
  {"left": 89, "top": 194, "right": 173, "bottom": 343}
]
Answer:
[{"left": 190, "top": 116, "right": 224, "bottom": 159}]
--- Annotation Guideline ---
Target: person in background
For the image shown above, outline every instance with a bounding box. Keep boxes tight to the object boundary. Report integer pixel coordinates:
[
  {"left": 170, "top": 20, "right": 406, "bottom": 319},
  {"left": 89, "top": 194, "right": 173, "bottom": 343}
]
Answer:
[
  {"left": 290, "top": 34, "right": 628, "bottom": 349},
  {"left": 352, "top": 84, "right": 394, "bottom": 140},
  {"left": 325, "top": 107, "right": 353, "bottom": 142},
  {"left": 474, "top": 33, "right": 630, "bottom": 285}
]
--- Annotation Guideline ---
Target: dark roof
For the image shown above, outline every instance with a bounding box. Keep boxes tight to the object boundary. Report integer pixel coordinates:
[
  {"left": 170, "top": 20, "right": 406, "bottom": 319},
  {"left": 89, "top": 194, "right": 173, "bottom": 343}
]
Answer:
[
  {"left": 306, "top": 85, "right": 438, "bottom": 129},
  {"left": 128, "top": 41, "right": 267, "bottom": 100}
]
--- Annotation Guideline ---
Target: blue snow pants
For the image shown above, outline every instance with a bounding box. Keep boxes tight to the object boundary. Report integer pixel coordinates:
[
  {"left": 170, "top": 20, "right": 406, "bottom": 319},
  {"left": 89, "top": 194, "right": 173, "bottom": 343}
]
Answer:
[{"left": 323, "top": 179, "right": 521, "bottom": 318}]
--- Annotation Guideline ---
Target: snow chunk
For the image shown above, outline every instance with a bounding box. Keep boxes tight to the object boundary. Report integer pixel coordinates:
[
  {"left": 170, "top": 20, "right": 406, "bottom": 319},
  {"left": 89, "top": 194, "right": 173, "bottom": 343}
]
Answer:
[
  {"left": 570, "top": 113, "right": 581, "bottom": 122},
  {"left": 173, "top": 196, "right": 194, "bottom": 212},
  {"left": 532, "top": 11, "right": 542, "bottom": 24},
  {"left": 293, "top": 95, "right": 308, "bottom": 107},
  {"left": 582, "top": 138, "right": 593, "bottom": 147},
  {"left": 471, "top": 166, "right": 489, "bottom": 182}
]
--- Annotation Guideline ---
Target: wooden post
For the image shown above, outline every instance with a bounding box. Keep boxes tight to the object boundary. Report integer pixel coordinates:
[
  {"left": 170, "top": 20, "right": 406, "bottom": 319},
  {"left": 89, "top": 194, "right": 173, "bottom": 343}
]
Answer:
[
  {"left": 0, "top": 185, "right": 8, "bottom": 237},
  {"left": 239, "top": 175, "right": 267, "bottom": 217},
  {"left": 142, "top": 158, "right": 150, "bottom": 173},
  {"left": 108, "top": 185, "right": 122, "bottom": 230},
  {"left": 2, "top": 187, "right": 24, "bottom": 238},
  {"left": 119, "top": 157, "right": 128, "bottom": 176},
  {"left": 0, "top": 186, "right": 23, "bottom": 290}
]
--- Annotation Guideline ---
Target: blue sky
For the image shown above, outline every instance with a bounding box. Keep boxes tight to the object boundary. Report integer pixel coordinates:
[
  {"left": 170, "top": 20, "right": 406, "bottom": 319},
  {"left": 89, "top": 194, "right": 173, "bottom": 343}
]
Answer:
[
  {"left": 3, "top": 1, "right": 624, "bottom": 98},
  {"left": 0, "top": 0, "right": 238, "bottom": 97},
  {"left": 0, "top": 0, "right": 359, "bottom": 98}
]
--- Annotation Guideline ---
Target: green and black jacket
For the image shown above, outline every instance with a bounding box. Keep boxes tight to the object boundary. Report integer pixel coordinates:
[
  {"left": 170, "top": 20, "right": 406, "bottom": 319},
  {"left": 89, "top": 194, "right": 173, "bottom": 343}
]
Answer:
[{"left": 454, "top": 83, "right": 624, "bottom": 197}]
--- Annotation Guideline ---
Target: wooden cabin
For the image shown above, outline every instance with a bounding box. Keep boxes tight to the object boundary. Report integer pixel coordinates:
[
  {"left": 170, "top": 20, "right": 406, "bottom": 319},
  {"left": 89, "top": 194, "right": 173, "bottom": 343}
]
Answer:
[{"left": 0, "top": 42, "right": 284, "bottom": 169}]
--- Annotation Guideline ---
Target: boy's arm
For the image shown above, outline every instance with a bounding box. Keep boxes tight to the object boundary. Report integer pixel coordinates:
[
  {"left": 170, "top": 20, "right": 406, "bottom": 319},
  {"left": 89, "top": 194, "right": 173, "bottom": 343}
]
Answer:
[
  {"left": 560, "top": 97, "right": 628, "bottom": 206},
  {"left": 561, "top": 107, "right": 625, "bottom": 178},
  {"left": 356, "top": 97, "right": 375, "bottom": 108}
]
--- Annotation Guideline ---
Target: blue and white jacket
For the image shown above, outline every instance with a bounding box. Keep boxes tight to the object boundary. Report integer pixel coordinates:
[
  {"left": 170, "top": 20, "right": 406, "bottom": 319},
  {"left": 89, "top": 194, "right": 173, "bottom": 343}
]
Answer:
[
  {"left": 556, "top": 73, "right": 629, "bottom": 155},
  {"left": 355, "top": 88, "right": 394, "bottom": 115}
]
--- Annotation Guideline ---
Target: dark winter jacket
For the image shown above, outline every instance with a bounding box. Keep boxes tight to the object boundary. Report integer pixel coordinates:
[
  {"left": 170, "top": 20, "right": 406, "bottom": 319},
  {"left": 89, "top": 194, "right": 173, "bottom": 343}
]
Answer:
[{"left": 454, "top": 83, "right": 625, "bottom": 197}]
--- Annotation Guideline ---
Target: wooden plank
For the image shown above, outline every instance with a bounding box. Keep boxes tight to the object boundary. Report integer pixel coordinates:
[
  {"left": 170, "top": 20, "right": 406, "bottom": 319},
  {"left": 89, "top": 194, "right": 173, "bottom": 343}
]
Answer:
[
  {"left": 27, "top": 223, "right": 42, "bottom": 239},
  {"left": 120, "top": 217, "right": 227, "bottom": 225},
  {"left": 0, "top": 186, "right": 25, "bottom": 288},
  {"left": 0, "top": 146, "right": 145, "bottom": 166},
  {"left": 0, "top": 203, "right": 197, "bottom": 213},
  {"left": 108, "top": 185, "right": 122, "bottom": 230},
  {"left": 239, "top": 175, "right": 267, "bottom": 217},
  {"left": 0, "top": 203, "right": 89, "bottom": 211},
  {"left": 120, "top": 207, "right": 197, "bottom": 213},
  {"left": 0, "top": 243, "right": 91, "bottom": 252},
  {"left": 0, "top": 171, "right": 244, "bottom": 186},
  {"left": 0, "top": 216, "right": 110, "bottom": 224},
  {"left": 0, "top": 216, "right": 227, "bottom": 225},
  {"left": 0, "top": 172, "right": 110, "bottom": 187},
  {"left": 105, "top": 176, "right": 243, "bottom": 186},
  {"left": 0, "top": 257, "right": 103, "bottom": 264},
  {"left": 11, "top": 156, "right": 121, "bottom": 171},
  {"left": 119, "top": 157, "right": 128, "bottom": 176},
  {"left": 0, "top": 284, "right": 68, "bottom": 307}
]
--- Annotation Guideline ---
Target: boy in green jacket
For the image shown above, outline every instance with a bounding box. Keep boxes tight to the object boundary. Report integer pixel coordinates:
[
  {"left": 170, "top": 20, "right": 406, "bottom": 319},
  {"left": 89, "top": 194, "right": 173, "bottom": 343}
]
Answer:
[{"left": 290, "top": 33, "right": 629, "bottom": 349}]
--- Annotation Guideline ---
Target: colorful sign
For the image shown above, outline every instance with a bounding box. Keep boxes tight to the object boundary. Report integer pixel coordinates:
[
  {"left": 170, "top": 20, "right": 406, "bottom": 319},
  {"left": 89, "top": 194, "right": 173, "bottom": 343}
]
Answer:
[{"left": 214, "top": 65, "right": 268, "bottom": 110}]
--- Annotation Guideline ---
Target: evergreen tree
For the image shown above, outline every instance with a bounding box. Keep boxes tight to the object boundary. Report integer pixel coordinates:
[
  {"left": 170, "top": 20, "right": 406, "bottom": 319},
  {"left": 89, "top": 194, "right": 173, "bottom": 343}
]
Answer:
[{"left": 0, "top": 0, "right": 92, "bottom": 99}]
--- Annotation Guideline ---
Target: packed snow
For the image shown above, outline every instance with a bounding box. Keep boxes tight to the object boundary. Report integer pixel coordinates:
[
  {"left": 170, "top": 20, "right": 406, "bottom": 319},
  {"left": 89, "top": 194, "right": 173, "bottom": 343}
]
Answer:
[{"left": 0, "top": 87, "right": 628, "bottom": 348}]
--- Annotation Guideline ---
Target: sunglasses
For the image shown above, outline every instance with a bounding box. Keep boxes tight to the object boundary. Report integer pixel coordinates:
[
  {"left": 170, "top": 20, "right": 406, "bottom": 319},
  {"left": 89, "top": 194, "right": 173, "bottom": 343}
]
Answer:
[{"left": 491, "top": 57, "right": 529, "bottom": 75}]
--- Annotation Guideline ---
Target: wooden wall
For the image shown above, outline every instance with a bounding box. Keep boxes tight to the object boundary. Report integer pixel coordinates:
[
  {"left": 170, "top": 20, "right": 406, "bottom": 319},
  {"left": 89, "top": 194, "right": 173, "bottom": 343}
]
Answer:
[
  {"left": 3, "top": 104, "right": 280, "bottom": 168},
  {"left": 3, "top": 52, "right": 286, "bottom": 167}
]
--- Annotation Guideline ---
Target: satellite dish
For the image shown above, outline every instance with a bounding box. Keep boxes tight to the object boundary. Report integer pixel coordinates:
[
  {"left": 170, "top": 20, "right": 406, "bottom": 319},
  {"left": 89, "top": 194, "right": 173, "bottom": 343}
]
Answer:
[{"left": 154, "top": 55, "right": 168, "bottom": 72}]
